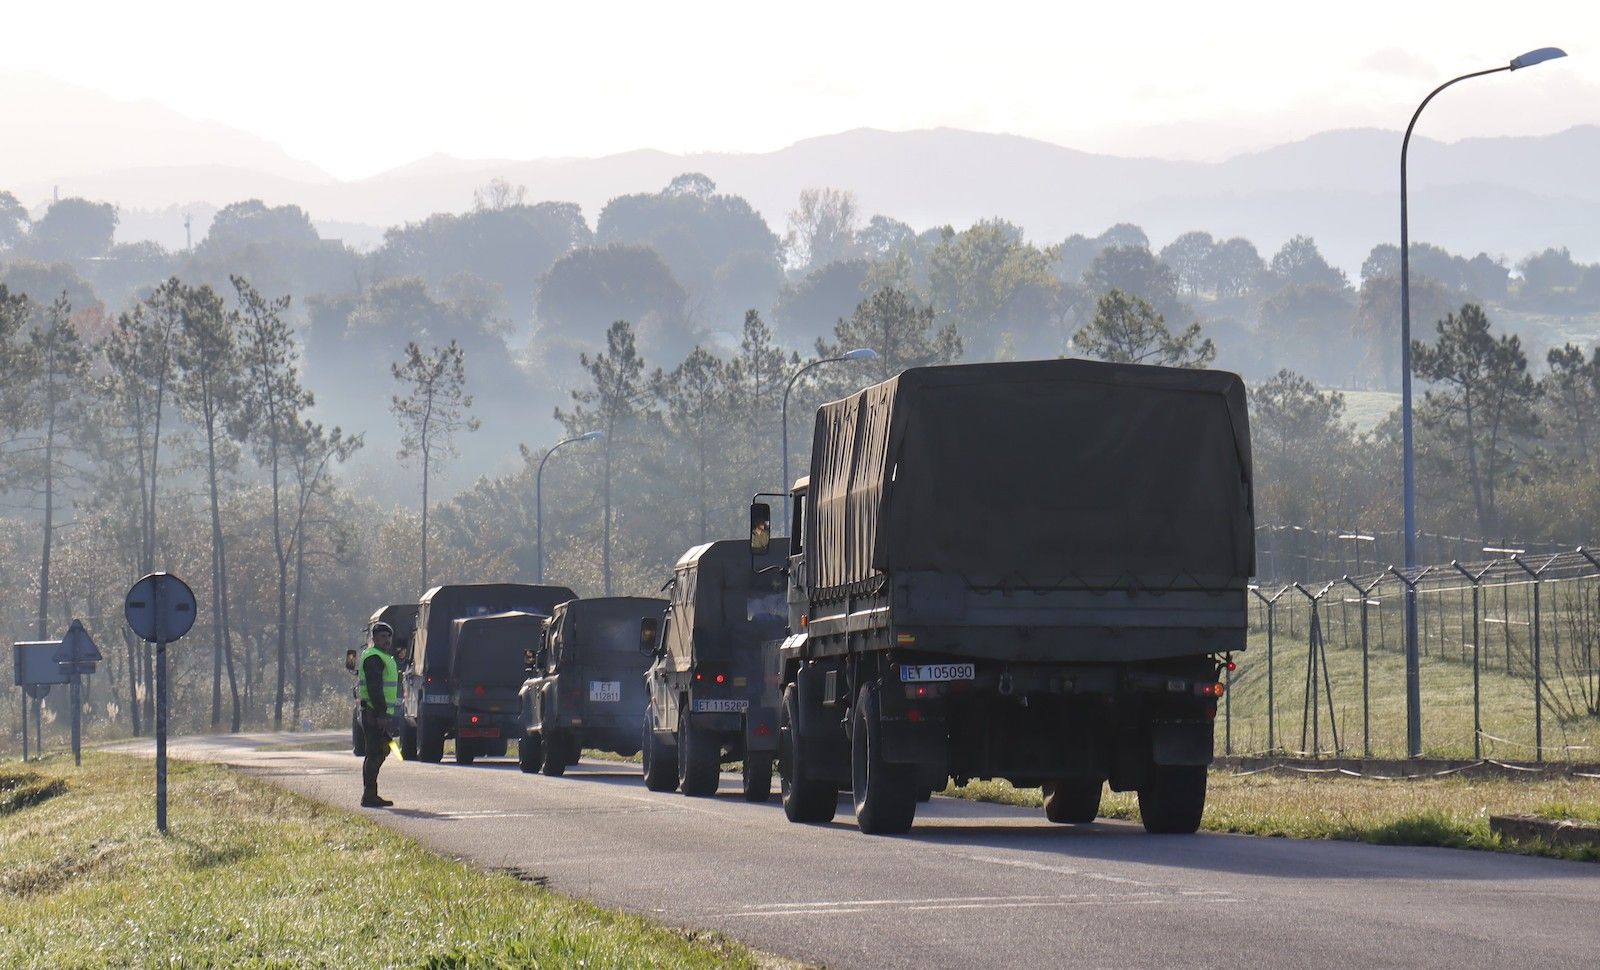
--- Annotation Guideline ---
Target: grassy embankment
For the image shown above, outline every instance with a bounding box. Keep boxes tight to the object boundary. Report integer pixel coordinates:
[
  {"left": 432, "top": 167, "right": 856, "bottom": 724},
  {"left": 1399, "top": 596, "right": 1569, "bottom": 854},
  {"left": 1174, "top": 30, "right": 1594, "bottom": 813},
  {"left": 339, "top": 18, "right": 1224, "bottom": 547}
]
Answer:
[
  {"left": 944, "top": 771, "right": 1600, "bottom": 861},
  {"left": 0, "top": 753, "right": 778, "bottom": 969}
]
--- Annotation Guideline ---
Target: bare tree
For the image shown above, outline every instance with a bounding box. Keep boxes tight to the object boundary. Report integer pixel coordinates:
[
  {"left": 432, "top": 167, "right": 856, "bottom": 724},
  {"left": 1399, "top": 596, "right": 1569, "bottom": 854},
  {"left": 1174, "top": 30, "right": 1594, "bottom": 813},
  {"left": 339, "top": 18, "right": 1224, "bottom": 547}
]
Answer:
[
  {"left": 392, "top": 340, "right": 478, "bottom": 593},
  {"left": 785, "top": 187, "right": 859, "bottom": 274}
]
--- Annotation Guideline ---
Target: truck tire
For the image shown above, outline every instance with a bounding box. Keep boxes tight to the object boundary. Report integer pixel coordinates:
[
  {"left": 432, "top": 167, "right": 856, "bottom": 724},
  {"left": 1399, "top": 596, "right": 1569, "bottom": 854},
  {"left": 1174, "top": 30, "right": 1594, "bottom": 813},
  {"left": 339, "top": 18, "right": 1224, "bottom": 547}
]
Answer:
[
  {"left": 851, "top": 683, "right": 918, "bottom": 835},
  {"left": 399, "top": 719, "right": 418, "bottom": 761},
  {"left": 1043, "top": 778, "right": 1102, "bottom": 824},
  {"left": 678, "top": 716, "right": 720, "bottom": 797},
  {"left": 487, "top": 739, "right": 508, "bottom": 758},
  {"left": 518, "top": 731, "right": 543, "bottom": 773},
  {"left": 780, "top": 684, "right": 837, "bottom": 823},
  {"left": 351, "top": 711, "right": 365, "bottom": 757},
  {"left": 642, "top": 710, "right": 679, "bottom": 792},
  {"left": 539, "top": 731, "right": 567, "bottom": 777},
  {"left": 1138, "top": 765, "right": 1207, "bottom": 834},
  {"left": 418, "top": 717, "right": 445, "bottom": 763},
  {"left": 455, "top": 739, "right": 477, "bottom": 765},
  {"left": 742, "top": 753, "right": 773, "bottom": 803}
]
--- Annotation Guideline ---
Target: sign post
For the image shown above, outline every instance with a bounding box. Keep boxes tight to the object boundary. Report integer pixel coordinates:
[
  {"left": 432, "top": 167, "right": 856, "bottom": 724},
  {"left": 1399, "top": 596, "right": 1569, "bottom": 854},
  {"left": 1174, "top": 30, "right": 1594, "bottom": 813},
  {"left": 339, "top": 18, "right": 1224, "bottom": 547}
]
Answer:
[
  {"left": 54, "top": 620, "right": 102, "bottom": 767},
  {"left": 124, "top": 573, "right": 197, "bottom": 834}
]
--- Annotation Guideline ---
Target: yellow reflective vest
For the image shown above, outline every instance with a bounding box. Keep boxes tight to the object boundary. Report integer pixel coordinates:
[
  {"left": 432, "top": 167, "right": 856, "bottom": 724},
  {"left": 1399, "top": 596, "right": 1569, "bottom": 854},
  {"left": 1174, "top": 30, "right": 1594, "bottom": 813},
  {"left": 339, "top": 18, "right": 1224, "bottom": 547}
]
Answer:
[{"left": 357, "top": 645, "right": 399, "bottom": 713}]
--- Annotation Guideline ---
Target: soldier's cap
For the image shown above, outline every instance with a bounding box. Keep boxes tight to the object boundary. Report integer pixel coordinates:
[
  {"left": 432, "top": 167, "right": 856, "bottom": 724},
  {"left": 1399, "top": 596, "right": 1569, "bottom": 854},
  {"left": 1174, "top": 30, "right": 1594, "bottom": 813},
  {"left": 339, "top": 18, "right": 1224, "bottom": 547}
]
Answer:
[{"left": 371, "top": 622, "right": 394, "bottom": 636}]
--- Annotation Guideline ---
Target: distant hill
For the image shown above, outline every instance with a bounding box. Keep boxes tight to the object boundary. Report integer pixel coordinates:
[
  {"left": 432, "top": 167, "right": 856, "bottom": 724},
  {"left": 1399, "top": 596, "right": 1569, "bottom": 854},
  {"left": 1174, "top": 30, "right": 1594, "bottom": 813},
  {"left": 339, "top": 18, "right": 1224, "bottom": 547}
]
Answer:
[{"left": 7, "top": 77, "right": 1598, "bottom": 273}]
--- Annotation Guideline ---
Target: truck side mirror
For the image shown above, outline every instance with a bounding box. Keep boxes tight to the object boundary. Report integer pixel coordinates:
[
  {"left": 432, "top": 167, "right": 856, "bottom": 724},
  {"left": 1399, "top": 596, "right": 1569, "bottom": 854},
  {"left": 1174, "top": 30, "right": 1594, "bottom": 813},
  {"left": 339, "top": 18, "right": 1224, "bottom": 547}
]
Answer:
[
  {"left": 345, "top": 648, "right": 358, "bottom": 671},
  {"left": 524, "top": 648, "right": 538, "bottom": 672},
  {"left": 639, "top": 617, "right": 660, "bottom": 655},
  {"left": 750, "top": 502, "right": 772, "bottom": 555},
  {"left": 395, "top": 645, "right": 411, "bottom": 667}
]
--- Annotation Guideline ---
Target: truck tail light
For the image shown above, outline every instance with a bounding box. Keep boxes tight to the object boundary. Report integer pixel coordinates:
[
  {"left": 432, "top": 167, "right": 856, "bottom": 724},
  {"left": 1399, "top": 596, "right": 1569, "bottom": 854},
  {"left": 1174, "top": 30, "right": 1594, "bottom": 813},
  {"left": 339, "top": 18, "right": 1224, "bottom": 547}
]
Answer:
[
  {"left": 714, "top": 673, "right": 726, "bottom": 685},
  {"left": 474, "top": 685, "right": 486, "bottom": 697},
  {"left": 895, "top": 632, "right": 916, "bottom": 646},
  {"left": 1194, "top": 682, "right": 1225, "bottom": 698},
  {"left": 469, "top": 715, "right": 480, "bottom": 724}
]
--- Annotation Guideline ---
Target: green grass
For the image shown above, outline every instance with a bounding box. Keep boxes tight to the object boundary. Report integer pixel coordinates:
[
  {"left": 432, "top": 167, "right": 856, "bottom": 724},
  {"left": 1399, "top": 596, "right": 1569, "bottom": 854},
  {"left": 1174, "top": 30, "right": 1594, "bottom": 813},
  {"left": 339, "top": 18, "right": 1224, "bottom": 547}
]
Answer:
[
  {"left": 0, "top": 754, "right": 782, "bottom": 969},
  {"left": 1224, "top": 600, "right": 1600, "bottom": 760},
  {"left": 942, "top": 771, "right": 1600, "bottom": 861}
]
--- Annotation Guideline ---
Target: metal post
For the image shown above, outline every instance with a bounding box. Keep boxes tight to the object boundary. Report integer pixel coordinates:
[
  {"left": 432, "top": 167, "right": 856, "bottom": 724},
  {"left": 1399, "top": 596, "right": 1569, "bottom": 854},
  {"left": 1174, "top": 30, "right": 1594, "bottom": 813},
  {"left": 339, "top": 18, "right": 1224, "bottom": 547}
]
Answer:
[
  {"left": 1250, "top": 586, "right": 1288, "bottom": 752},
  {"left": 1388, "top": 564, "right": 1431, "bottom": 756},
  {"left": 155, "top": 574, "right": 168, "bottom": 833},
  {"left": 1345, "top": 575, "right": 1380, "bottom": 758},
  {"left": 70, "top": 672, "right": 81, "bottom": 767},
  {"left": 1453, "top": 560, "right": 1490, "bottom": 760},
  {"left": 35, "top": 699, "right": 42, "bottom": 760},
  {"left": 1224, "top": 659, "right": 1233, "bottom": 756},
  {"left": 534, "top": 432, "right": 601, "bottom": 585},
  {"left": 20, "top": 690, "right": 27, "bottom": 761},
  {"left": 1511, "top": 556, "right": 1556, "bottom": 763}
]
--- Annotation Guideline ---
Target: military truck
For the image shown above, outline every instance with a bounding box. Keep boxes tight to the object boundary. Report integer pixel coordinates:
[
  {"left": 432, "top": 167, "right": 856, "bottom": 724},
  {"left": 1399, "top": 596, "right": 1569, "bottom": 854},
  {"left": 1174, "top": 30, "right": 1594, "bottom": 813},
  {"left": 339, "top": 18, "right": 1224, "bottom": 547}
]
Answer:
[
  {"left": 400, "top": 583, "right": 577, "bottom": 762},
  {"left": 642, "top": 538, "right": 791, "bottom": 799},
  {"left": 519, "top": 596, "right": 667, "bottom": 776},
  {"left": 759, "top": 359, "right": 1253, "bottom": 834},
  {"left": 446, "top": 611, "right": 546, "bottom": 764},
  {"left": 347, "top": 603, "right": 418, "bottom": 757}
]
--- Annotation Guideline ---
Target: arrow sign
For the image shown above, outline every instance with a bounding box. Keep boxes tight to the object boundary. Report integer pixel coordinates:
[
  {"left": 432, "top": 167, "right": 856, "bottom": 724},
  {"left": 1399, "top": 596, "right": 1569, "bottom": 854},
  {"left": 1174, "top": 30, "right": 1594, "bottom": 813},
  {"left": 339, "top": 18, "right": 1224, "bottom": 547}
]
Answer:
[{"left": 125, "top": 573, "right": 197, "bottom": 644}]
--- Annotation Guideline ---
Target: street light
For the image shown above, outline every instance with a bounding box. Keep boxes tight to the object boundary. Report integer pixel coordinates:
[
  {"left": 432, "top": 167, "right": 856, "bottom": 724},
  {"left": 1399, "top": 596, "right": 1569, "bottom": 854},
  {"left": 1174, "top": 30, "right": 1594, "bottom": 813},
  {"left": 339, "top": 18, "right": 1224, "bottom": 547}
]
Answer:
[
  {"left": 1398, "top": 46, "right": 1566, "bottom": 758},
  {"left": 781, "top": 349, "right": 879, "bottom": 528},
  {"left": 535, "top": 430, "right": 603, "bottom": 583}
]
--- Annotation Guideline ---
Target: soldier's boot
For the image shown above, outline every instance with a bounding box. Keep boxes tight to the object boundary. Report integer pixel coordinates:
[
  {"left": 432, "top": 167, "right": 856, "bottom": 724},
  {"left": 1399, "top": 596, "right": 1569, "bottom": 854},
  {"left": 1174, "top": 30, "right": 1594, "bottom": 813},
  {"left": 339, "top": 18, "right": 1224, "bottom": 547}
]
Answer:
[{"left": 360, "top": 784, "right": 391, "bottom": 808}]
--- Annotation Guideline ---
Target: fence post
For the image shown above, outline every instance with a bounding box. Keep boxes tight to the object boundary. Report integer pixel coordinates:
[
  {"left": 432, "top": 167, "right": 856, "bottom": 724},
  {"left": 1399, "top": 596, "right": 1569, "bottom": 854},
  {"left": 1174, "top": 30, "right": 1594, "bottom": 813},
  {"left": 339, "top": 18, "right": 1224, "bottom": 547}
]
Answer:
[
  {"left": 1294, "top": 582, "right": 1340, "bottom": 757},
  {"left": 1250, "top": 585, "right": 1289, "bottom": 752},
  {"left": 1511, "top": 555, "right": 1558, "bottom": 763},
  {"left": 1451, "top": 560, "right": 1492, "bottom": 760},
  {"left": 1343, "top": 574, "right": 1383, "bottom": 758}
]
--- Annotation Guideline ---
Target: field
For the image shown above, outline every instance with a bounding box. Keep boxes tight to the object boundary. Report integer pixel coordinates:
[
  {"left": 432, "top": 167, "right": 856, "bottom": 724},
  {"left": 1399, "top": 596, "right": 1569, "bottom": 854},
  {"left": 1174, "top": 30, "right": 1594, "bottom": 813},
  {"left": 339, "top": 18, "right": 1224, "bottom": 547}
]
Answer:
[{"left": 0, "top": 754, "right": 775, "bottom": 970}]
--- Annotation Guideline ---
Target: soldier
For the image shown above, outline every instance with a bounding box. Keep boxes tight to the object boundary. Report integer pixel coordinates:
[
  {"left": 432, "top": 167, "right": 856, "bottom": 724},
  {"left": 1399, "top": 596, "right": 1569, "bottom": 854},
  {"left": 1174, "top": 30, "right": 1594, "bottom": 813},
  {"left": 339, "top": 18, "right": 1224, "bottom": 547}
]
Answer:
[{"left": 358, "top": 621, "right": 400, "bottom": 807}]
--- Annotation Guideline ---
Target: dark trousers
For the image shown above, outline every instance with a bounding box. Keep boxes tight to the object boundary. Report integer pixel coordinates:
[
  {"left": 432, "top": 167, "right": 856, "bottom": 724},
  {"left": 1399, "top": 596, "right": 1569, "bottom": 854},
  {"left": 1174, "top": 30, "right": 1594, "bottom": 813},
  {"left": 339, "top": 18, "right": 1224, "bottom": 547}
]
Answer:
[{"left": 361, "top": 708, "right": 391, "bottom": 791}]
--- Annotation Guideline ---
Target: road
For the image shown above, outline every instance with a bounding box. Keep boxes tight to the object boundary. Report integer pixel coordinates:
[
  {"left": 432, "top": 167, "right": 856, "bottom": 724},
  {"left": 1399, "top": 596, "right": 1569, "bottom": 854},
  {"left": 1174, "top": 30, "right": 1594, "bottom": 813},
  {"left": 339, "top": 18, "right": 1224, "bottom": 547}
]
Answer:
[{"left": 130, "top": 732, "right": 1599, "bottom": 969}]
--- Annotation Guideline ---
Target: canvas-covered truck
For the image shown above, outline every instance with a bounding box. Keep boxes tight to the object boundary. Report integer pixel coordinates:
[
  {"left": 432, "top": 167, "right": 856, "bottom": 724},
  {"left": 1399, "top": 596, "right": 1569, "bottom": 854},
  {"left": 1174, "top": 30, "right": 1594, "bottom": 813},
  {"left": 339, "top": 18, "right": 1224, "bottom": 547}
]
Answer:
[
  {"left": 347, "top": 603, "right": 418, "bottom": 757},
  {"left": 641, "top": 538, "right": 791, "bottom": 800},
  {"left": 445, "top": 611, "right": 546, "bottom": 765},
  {"left": 519, "top": 596, "right": 668, "bottom": 776},
  {"left": 401, "top": 582, "right": 577, "bottom": 762},
  {"left": 760, "top": 358, "right": 1253, "bottom": 835}
]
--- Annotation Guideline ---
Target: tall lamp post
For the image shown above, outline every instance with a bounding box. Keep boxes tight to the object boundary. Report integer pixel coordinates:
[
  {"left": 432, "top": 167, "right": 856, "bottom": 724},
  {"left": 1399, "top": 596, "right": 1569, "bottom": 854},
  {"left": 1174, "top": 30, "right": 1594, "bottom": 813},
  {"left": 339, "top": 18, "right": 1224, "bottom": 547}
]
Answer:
[
  {"left": 781, "top": 349, "right": 879, "bottom": 527},
  {"left": 535, "top": 430, "right": 603, "bottom": 583},
  {"left": 1398, "top": 46, "right": 1565, "bottom": 757}
]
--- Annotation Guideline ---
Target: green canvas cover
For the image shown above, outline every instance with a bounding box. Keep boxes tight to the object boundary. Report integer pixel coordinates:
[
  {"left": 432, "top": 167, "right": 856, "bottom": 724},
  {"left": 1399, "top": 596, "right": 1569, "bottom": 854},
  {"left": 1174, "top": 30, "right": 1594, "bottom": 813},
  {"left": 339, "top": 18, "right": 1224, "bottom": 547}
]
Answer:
[
  {"left": 805, "top": 358, "right": 1254, "bottom": 593},
  {"left": 451, "top": 611, "right": 543, "bottom": 688},
  {"left": 416, "top": 583, "right": 577, "bottom": 678},
  {"left": 665, "top": 538, "right": 790, "bottom": 666}
]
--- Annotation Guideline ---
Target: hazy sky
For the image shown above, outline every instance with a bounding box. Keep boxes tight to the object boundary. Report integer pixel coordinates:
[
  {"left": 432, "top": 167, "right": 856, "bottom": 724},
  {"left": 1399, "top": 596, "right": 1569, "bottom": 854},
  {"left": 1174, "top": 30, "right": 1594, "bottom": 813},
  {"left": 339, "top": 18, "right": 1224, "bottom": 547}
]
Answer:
[{"left": 7, "top": 0, "right": 1595, "bottom": 179}]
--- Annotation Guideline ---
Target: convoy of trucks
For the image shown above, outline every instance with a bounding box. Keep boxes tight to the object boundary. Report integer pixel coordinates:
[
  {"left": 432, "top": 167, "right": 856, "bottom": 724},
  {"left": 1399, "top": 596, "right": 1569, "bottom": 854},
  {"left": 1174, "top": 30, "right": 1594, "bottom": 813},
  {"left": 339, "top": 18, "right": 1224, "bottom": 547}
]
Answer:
[{"left": 354, "top": 357, "right": 1253, "bottom": 838}]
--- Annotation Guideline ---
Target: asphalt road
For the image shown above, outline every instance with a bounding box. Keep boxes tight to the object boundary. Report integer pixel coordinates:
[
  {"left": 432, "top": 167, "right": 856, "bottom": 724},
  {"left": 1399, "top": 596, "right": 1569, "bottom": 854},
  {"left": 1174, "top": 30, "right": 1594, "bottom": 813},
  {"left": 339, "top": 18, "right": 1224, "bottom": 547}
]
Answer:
[{"left": 132, "top": 732, "right": 1599, "bottom": 969}]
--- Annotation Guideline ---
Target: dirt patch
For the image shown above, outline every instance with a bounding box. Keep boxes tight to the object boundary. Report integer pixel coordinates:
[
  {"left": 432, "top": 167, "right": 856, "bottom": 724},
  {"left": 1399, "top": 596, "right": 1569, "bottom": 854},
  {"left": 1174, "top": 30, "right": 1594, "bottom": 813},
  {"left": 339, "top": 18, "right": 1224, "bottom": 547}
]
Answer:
[{"left": 0, "top": 771, "right": 67, "bottom": 816}]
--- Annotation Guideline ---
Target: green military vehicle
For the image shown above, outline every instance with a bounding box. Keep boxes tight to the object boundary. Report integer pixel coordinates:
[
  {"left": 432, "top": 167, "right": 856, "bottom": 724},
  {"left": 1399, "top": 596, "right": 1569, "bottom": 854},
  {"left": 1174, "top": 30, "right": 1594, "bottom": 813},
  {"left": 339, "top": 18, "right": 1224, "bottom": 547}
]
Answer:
[
  {"left": 401, "top": 583, "right": 577, "bottom": 763},
  {"left": 347, "top": 603, "right": 418, "bottom": 757},
  {"left": 519, "top": 596, "right": 668, "bottom": 776},
  {"left": 446, "top": 611, "right": 546, "bottom": 764},
  {"left": 641, "top": 538, "right": 792, "bottom": 799},
  {"left": 760, "top": 359, "right": 1253, "bottom": 834}
]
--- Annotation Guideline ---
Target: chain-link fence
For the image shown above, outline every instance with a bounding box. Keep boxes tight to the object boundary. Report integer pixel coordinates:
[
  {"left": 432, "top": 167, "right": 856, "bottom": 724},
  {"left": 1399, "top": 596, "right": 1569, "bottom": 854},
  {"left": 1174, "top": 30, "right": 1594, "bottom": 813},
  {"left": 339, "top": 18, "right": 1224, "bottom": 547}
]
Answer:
[
  {"left": 1253, "top": 524, "right": 1579, "bottom": 588},
  {"left": 1224, "top": 549, "right": 1600, "bottom": 762}
]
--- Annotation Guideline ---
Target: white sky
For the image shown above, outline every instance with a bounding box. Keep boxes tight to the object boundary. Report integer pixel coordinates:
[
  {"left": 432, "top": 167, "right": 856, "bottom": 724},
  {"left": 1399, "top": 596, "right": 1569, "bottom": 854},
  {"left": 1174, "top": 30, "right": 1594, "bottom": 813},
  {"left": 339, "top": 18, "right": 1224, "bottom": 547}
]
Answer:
[{"left": 5, "top": 0, "right": 1595, "bottom": 178}]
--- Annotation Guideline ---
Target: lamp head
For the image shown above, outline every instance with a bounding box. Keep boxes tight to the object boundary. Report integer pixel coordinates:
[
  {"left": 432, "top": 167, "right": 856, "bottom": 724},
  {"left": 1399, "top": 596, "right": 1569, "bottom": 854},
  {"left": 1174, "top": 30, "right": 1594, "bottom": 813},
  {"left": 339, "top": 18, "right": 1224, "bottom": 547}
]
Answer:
[
  {"left": 579, "top": 430, "right": 605, "bottom": 442},
  {"left": 842, "top": 348, "right": 879, "bottom": 362},
  {"left": 1510, "top": 47, "right": 1566, "bottom": 70}
]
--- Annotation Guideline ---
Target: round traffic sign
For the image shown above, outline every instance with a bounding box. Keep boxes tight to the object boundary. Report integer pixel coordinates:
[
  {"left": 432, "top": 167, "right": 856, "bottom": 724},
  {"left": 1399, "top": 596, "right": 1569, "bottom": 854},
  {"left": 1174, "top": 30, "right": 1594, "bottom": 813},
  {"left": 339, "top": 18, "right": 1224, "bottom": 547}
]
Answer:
[{"left": 124, "top": 573, "right": 198, "bottom": 643}]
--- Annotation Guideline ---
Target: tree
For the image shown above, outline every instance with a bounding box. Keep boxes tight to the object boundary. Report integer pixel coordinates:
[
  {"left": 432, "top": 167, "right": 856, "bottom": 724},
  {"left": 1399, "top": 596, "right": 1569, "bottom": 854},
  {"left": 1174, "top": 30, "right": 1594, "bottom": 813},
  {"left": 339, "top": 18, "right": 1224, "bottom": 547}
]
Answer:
[
  {"left": 1159, "top": 231, "right": 1215, "bottom": 298},
  {"left": 927, "top": 219, "right": 1055, "bottom": 359},
  {"left": 655, "top": 347, "right": 731, "bottom": 541},
  {"left": 1355, "top": 273, "right": 1455, "bottom": 390},
  {"left": 534, "top": 243, "right": 691, "bottom": 358},
  {"left": 1073, "top": 289, "right": 1215, "bottom": 368},
  {"left": 234, "top": 276, "right": 309, "bottom": 729},
  {"left": 1268, "top": 235, "right": 1348, "bottom": 291},
  {"left": 1541, "top": 344, "right": 1600, "bottom": 469},
  {"left": 555, "top": 321, "right": 651, "bottom": 595},
  {"left": 201, "top": 200, "right": 320, "bottom": 253},
  {"left": 1412, "top": 304, "right": 1539, "bottom": 537},
  {"left": 1205, "top": 237, "right": 1265, "bottom": 298},
  {"left": 772, "top": 258, "right": 871, "bottom": 347},
  {"left": 857, "top": 215, "right": 916, "bottom": 260},
  {"left": 27, "top": 198, "right": 117, "bottom": 261},
  {"left": 0, "top": 191, "right": 29, "bottom": 250},
  {"left": 726, "top": 309, "right": 799, "bottom": 491},
  {"left": 1256, "top": 283, "right": 1357, "bottom": 384},
  {"left": 286, "top": 419, "right": 361, "bottom": 720},
  {"left": 1250, "top": 370, "right": 1363, "bottom": 530},
  {"left": 785, "top": 188, "right": 859, "bottom": 273},
  {"left": 1082, "top": 245, "right": 1184, "bottom": 321},
  {"left": 391, "top": 340, "right": 478, "bottom": 594},
  {"left": 816, "top": 288, "right": 962, "bottom": 386},
  {"left": 473, "top": 177, "right": 527, "bottom": 211},
  {"left": 175, "top": 283, "right": 243, "bottom": 730},
  {"left": 1517, "top": 247, "right": 1582, "bottom": 305}
]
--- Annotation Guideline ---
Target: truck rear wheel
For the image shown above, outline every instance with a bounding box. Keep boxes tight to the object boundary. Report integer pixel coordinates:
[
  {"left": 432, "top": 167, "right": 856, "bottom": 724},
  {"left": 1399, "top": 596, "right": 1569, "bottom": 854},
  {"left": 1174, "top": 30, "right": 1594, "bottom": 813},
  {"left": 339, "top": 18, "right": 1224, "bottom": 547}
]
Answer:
[
  {"left": 455, "top": 739, "right": 477, "bottom": 765},
  {"left": 539, "top": 731, "right": 567, "bottom": 777},
  {"left": 851, "top": 684, "right": 918, "bottom": 835},
  {"left": 780, "top": 684, "right": 837, "bottom": 823},
  {"left": 642, "top": 710, "right": 678, "bottom": 792},
  {"left": 678, "top": 716, "right": 720, "bottom": 797},
  {"left": 742, "top": 753, "right": 773, "bottom": 802},
  {"left": 518, "top": 730, "right": 543, "bottom": 773},
  {"left": 1138, "top": 765, "right": 1207, "bottom": 834},
  {"left": 418, "top": 717, "right": 445, "bottom": 763},
  {"left": 399, "top": 719, "right": 418, "bottom": 761},
  {"left": 351, "top": 710, "right": 365, "bottom": 757},
  {"left": 1043, "top": 778, "right": 1102, "bottom": 824}
]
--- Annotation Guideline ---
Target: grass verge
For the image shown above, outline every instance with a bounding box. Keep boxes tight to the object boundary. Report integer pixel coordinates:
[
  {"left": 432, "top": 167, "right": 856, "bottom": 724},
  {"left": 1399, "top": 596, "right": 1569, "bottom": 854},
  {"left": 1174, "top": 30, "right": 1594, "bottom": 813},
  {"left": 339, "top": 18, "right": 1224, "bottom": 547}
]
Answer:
[
  {"left": 942, "top": 770, "right": 1600, "bottom": 862},
  {"left": 0, "top": 754, "right": 781, "bottom": 969}
]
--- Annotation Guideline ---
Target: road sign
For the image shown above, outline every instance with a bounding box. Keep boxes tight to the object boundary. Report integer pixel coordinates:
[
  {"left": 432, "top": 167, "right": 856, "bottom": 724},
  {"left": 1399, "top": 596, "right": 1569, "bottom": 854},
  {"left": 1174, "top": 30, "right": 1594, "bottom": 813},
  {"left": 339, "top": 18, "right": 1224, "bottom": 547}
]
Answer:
[
  {"left": 14, "top": 640, "right": 69, "bottom": 687},
  {"left": 55, "top": 619, "right": 102, "bottom": 676},
  {"left": 125, "top": 573, "right": 197, "bottom": 644}
]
